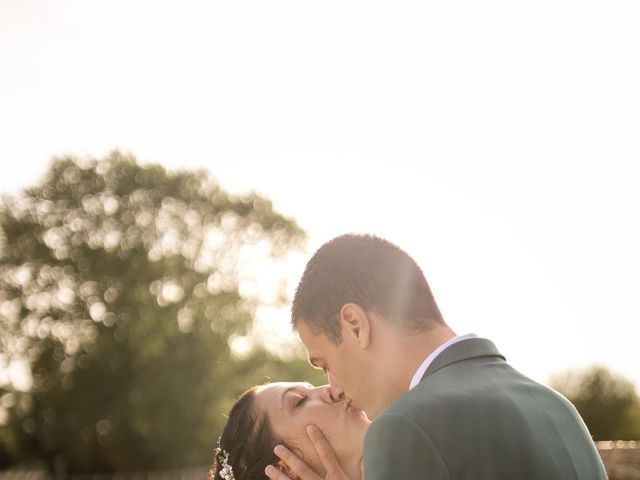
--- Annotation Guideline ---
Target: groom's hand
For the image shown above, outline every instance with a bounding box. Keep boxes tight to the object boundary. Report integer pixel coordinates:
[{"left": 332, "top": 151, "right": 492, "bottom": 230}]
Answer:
[{"left": 265, "top": 425, "right": 354, "bottom": 480}]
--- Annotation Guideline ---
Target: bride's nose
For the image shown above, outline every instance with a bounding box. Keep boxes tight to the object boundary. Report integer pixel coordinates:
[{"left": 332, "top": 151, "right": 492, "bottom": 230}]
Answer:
[{"left": 318, "top": 385, "right": 341, "bottom": 403}]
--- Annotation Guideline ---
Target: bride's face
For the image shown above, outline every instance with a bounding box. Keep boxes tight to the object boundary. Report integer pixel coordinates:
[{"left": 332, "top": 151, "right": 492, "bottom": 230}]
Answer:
[{"left": 254, "top": 382, "right": 370, "bottom": 476}]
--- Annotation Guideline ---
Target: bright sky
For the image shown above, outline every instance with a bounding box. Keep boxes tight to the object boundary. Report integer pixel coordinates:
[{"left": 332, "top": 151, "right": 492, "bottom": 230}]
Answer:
[{"left": 1, "top": 1, "right": 638, "bottom": 389}]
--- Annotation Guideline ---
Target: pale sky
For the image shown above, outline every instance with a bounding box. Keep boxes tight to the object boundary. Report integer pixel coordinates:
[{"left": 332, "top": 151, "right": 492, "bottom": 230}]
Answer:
[{"left": 1, "top": 0, "right": 639, "bottom": 389}]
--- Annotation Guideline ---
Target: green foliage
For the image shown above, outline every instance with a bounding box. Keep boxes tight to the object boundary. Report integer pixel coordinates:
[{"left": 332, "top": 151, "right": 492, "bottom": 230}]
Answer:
[
  {"left": 550, "top": 366, "right": 640, "bottom": 441},
  {"left": 0, "top": 152, "right": 323, "bottom": 472}
]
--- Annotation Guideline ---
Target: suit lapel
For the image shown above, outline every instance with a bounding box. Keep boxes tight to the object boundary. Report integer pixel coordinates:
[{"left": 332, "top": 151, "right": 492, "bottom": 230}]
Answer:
[{"left": 421, "top": 337, "right": 506, "bottom": 382}]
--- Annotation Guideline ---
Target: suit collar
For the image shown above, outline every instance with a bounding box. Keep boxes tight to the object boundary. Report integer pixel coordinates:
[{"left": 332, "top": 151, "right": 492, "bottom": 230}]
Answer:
[{"left": 420, "top": 337, "right": 506, "bottom": 382}]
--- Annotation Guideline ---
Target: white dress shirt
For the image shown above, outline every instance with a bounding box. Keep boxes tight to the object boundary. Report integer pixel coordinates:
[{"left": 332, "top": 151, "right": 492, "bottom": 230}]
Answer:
[{"left": 408, "top": 333, "right": 478, "bottom": 390}]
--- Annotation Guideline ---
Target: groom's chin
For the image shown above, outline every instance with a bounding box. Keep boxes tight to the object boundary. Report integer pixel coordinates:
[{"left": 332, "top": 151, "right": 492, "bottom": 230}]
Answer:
[{"left": 350, "top": 405, "right": 370, "bottom": 423}]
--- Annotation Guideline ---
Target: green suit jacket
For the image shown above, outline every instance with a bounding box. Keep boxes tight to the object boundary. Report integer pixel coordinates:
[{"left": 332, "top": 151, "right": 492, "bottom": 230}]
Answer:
[{"left": 363, "top": 338, "right": 607, "bottom": 479}]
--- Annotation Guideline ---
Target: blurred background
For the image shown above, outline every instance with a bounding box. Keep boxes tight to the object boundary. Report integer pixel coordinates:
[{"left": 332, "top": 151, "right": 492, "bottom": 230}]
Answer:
[{"left": 1, "top": 1, "right": 639, "bottom": 478}]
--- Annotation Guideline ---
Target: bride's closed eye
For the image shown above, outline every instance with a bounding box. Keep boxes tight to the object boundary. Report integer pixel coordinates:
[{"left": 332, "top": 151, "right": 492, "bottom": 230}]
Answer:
[{"left": 295, "top": 395, "right": 308, "bottom": 408}]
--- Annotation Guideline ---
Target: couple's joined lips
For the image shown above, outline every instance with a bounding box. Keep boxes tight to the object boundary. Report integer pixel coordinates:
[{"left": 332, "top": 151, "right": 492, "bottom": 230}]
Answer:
[
  {"left": 344, "top": 398, "right": 367, "bottom": 414},
  {"left": 331, "top": 397, "right": 352, "bottom": 412}
]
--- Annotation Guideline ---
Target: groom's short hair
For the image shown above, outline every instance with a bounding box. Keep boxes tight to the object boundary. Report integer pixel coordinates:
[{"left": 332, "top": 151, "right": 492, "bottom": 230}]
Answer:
[{"left": 291, "top": 233, "right": 445, "bottom": 344}]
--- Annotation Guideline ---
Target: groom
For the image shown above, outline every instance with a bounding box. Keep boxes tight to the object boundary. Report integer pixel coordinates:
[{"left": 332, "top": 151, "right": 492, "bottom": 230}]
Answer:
[{"left": 266, "top": 234, "right": 607, "bottom": 479}]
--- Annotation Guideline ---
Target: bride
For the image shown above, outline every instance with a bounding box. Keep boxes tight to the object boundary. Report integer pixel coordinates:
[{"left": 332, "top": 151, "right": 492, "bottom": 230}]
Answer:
[{"left": 209, "top": 382, "right": 370, "bottom": 480}]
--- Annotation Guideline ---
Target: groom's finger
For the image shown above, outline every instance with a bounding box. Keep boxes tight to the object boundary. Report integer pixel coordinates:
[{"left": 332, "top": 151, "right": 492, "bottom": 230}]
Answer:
[
  {"left": 271, "top": 444, "right": 321, "bottom": 480},
  {"left": 306, "top": 425, "right": 346, "bottom": 478},
  {"left": 264, "top": 464, "right": 296, "bottom": 480}
]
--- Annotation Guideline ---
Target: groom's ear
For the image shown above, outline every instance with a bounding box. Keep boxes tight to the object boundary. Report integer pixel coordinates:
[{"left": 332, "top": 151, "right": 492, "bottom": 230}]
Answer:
[{"left": 339, "top": 303, "right": 371, "bottom": 349}]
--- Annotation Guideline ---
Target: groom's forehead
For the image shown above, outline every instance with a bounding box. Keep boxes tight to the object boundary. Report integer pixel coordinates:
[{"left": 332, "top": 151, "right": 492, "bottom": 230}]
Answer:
[
  {"left": 304, "top": 338, "right": 346, "bottom": 373},
  {"left": 296, "top": 318, "right": 333, "bottom": 346},
  {"left": 294, "top": 319, "right": 346, "bottom": 370}
]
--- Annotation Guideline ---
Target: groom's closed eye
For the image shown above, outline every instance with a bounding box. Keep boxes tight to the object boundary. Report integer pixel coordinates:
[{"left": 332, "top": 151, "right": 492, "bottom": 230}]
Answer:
[{"left": 309, "top": 358, "right": 327, "bottom": 373}]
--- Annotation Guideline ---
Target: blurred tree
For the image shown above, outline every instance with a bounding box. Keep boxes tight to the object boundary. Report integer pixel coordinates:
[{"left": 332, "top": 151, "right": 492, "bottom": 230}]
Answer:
[
  {"left": 550, "top": 366, "right": 640, "bottom": 441},
  {"left": 0, "top": 152, "right": 324, "bottom": 472}
]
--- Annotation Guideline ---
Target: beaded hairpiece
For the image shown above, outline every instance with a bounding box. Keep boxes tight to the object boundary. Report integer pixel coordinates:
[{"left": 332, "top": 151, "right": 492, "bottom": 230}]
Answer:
[{"left": 217, "top": 450, "right": 235, "bottom": 480}]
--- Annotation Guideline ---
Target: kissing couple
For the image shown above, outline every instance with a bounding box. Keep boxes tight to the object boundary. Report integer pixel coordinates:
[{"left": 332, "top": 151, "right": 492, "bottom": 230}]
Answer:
[{"left": 210, "top": 234, "right": 607, "bottom": 480}]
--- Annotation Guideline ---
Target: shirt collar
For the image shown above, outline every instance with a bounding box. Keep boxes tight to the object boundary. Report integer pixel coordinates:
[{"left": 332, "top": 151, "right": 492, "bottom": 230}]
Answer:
[{"left": 409, "top": 333, "right": 478, "bottom": 390}]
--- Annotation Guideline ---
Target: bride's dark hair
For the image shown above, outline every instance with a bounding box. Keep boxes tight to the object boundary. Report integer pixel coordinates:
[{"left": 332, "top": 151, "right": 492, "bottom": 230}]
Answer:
[{"left": 209, "top": 387, "right": 280, "bottom": 480}]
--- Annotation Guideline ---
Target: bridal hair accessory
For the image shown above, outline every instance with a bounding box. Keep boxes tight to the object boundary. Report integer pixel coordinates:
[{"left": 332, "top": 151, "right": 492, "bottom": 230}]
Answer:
[
  {"left": 220, "top": 450, "right": 236, "bottom": 480},
  {"left": 217, "top": 450, "right": 235, "bottom": 480},
  {"left": 215, "top": 439, "right": 235, "bottom": 480}
]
